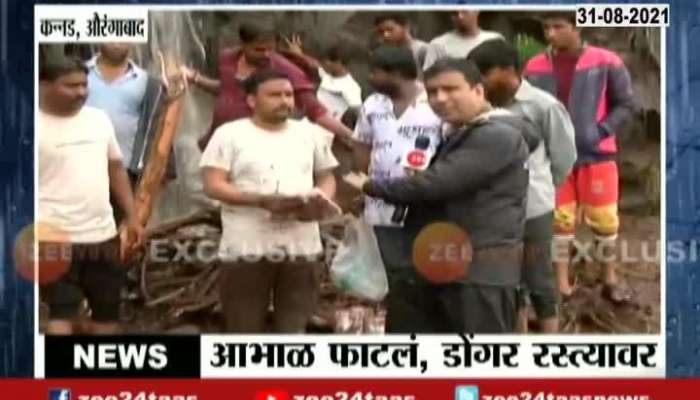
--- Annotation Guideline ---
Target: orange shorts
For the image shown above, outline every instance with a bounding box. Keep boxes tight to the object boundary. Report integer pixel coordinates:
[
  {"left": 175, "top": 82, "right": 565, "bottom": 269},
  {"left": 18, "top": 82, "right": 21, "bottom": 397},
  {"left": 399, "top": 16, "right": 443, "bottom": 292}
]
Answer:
[{"left": 554, "top": 160, "right": 619, "bottom": 239}]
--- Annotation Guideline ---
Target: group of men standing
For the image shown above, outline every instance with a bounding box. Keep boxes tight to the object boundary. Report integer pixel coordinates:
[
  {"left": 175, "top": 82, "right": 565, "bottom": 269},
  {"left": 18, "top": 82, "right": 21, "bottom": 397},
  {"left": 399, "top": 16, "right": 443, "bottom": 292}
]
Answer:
[{"left": 38, "top": 10, "right": 634, "bottom": 335}]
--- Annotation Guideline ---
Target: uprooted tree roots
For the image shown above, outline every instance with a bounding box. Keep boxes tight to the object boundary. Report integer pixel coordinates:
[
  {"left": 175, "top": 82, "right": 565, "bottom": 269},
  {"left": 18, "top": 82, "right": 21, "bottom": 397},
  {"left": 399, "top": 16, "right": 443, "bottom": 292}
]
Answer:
[
  {"left": 121, "top": 211, "right": 658, "bottom": 334},
  {"left": 121, "top": 210, "right": 385, "bottom": 334},
  {"left": 557, "top": 275, "right": 658, "bottom": 334},
  {"left": 559, "top": 288, "right": 654, "bottom": 334}
]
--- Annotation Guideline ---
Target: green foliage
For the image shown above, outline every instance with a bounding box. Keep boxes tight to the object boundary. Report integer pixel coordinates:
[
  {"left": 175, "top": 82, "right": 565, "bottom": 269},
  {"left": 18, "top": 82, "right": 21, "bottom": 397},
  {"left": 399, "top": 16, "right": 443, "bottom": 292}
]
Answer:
[{"left": 514, "top": 33, "right": 546, "bottom": 65}]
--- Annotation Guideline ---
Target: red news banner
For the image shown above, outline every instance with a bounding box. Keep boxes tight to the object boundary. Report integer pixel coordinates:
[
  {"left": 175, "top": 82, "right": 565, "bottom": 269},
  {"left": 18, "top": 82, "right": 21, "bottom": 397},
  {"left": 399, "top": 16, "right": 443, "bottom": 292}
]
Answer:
[{"left": 1, "top": 379, "right": 699, "bottom": 399}]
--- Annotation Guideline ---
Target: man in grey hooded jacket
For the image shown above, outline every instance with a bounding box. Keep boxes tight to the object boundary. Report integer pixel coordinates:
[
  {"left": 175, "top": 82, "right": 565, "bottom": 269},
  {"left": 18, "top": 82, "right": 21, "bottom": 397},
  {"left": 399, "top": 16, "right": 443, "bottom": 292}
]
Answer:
[{"left": 469, "top": 39, "right": 577, "bottom": 332}]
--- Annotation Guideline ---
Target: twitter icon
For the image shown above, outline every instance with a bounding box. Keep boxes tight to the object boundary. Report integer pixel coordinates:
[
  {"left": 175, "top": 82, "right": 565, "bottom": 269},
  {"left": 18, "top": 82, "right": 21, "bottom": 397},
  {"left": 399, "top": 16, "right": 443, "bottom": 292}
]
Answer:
[{"left": 455, "top": 385, "right": 479, "bottom": 400}]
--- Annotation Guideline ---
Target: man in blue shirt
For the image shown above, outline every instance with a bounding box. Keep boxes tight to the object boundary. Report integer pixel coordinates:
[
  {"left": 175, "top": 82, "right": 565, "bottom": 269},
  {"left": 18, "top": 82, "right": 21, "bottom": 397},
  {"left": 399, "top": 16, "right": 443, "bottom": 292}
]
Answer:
[
  {"left": 86, "top": 43, "right": 175, "bottom": 190},
  {"left": 86, "top": 44, "right": 147, "bottom": 174}
]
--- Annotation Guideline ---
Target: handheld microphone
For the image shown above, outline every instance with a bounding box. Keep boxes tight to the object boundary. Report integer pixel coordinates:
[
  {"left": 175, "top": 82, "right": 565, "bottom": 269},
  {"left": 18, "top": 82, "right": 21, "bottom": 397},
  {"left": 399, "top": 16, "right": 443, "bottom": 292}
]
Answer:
[
  {"left": 392, "top": 136, "right": 432, "bottom": 223},
  {"left": 401, "top": 135, "right": 431, "bottom": 172}
]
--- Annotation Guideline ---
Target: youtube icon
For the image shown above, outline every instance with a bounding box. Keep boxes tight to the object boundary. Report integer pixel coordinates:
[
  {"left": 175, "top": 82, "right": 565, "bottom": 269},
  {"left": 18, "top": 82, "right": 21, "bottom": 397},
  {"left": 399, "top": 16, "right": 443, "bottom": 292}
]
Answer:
[{"left": 255, "top": 389, "right": 290, "bottom": 400}]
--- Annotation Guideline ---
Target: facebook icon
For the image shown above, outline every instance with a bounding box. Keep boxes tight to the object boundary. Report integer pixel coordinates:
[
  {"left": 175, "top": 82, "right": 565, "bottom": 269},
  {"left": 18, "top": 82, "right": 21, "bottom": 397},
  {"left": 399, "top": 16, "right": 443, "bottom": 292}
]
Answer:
[
  {"left": 49, "top": 388, "right": 71, "bottom": 400},
  {"left": 455, "top": 385, "right": 479, "bottom": 400}
]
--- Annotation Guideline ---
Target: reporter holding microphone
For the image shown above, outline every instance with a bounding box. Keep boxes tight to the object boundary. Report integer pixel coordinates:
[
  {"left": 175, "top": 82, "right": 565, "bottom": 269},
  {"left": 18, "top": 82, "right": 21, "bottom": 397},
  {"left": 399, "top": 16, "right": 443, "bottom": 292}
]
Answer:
[
  {"left": 391, "top": 135, "right": 432, "bottom": 223},
  {"left": 361, "top": 58, "right": 538, "bottom": 333}
]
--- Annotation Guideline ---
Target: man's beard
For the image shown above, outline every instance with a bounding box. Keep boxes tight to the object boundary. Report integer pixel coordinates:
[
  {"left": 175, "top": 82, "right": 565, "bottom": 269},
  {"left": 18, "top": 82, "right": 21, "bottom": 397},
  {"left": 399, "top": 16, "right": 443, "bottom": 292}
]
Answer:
[
  {"left": 261, "top": 108, "right": 290, "bottom": 124},
  {"left": 102, "top": 52, "right": 128, "bottom": 64},
  {"left": 487, "top": 88, "right": 511, "bottom": 107}
]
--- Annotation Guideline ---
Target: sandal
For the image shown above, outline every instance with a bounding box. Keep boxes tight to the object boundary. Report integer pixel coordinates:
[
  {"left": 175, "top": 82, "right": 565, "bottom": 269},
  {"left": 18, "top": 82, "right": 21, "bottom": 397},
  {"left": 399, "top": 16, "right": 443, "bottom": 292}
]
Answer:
[{"left": 602, "top": 282, "right": 634, "bottom": 305}]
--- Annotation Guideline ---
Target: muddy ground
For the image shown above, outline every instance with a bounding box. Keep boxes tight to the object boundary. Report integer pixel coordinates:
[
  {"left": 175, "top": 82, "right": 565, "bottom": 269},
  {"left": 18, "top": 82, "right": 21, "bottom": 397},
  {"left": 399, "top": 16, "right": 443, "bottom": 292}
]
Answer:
[{"left": 556, "top": 214, "right": 661, "bottom": 334}]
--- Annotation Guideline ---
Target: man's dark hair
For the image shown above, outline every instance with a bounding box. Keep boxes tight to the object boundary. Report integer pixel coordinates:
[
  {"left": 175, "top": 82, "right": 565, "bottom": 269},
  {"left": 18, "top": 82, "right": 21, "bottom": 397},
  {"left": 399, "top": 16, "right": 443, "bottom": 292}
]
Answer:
[
  {"left": 39, "top": 52, "right": 87, "bottom": 82},
  {"left": 468, "top": 39, "right": 521, "bottom": 75},
  {"left": 374, "top": 13, "right": 408, "bottom": 27},
  {"left": 369, "top": 44, "right": 417, "bottom": 80},
  {"left": 541, "top": 11, "right": 577, "bottom": 26},
  {"left": 323, "top": 43, "right": 351, "bottom": 65},
  {"left": 239, "top": 21, "right": 276, "bottom": 44},
  {"left": 244, "top": 69, "right": 292, "bottom": 95},
  {"left": 424, "top": 58, "right": 482, "bottom": 86}
]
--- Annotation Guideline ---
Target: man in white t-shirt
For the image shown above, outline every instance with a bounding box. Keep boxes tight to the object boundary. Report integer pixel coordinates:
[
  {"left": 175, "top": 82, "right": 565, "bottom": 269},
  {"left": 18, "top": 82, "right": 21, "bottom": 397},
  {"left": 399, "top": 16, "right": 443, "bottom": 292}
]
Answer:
[
  {"left": 353, "top": 45, "right": 442, "bottom": 332},
  {"left": 283, "top": 37, "right": 362, "bottom": 125},
  {"left": 38, "top": 54, "right": 143, "bottom": 335},
  {"left": 423, "top": 11, "right": 504, "bottom": 69},
  {"left": 316, "top": 44, "right": 363, "bottom": 122},
  {"left": 200, "top": 69, "right": 339, "bottom": 333}
]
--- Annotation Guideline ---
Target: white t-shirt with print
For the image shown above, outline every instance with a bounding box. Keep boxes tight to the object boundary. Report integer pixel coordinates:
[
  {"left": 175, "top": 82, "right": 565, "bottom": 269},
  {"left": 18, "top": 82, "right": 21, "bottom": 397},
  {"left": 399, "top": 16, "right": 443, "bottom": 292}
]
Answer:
[
  {"left": 353, "top": 89, "right": 443, "bottom": 227},
  {"left": 199, "top": 118, "right": 339, "bottom": 260},
  {"left": 38, "top": 106, "right": 123, "bottom": 243},
  {"left": 316, "top": 67, "right": 363, "bottom": 120}
]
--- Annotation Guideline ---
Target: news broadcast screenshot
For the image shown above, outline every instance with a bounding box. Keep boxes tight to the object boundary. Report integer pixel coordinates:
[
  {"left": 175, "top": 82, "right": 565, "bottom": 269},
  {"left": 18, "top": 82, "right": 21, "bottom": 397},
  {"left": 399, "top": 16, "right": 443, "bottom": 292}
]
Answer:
[{"left": 0, "top": 0, "right": 697, "bottom": 398}]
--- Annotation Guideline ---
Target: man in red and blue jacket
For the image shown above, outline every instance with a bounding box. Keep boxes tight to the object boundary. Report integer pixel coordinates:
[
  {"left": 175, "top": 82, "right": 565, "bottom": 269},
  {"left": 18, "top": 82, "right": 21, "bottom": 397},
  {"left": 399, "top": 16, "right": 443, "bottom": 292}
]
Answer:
[{"left": 524, "top": 12, "right": 635, "bottom": 304}]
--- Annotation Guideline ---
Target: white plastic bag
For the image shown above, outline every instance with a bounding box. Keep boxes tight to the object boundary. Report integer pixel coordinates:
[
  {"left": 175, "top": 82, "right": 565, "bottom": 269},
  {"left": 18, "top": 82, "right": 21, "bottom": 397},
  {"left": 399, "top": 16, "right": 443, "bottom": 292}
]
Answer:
[{"left": 330, "top": 218, "right": 388, "bottom": 302}]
